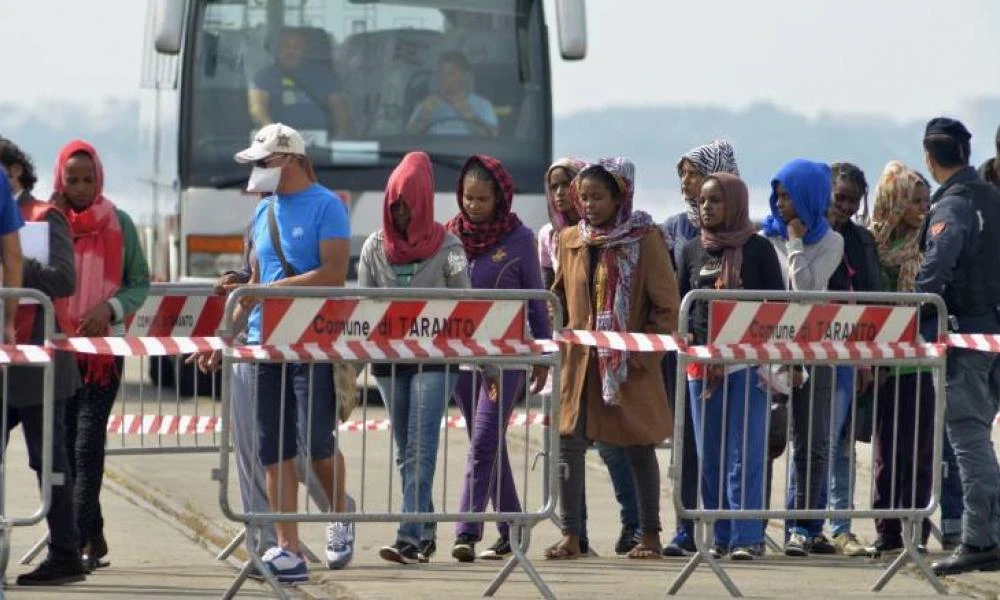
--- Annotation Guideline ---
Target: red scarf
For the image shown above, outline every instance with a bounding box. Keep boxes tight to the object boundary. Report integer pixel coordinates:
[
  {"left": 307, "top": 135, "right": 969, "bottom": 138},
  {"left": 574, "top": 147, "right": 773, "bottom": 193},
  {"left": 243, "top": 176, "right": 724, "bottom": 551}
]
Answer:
[
  {"left": 446, "top": 155, "right": 522, "bottom": 258},
  {"left": 51, "top": 140, "right": 124, "bottom": 385},
  {"left": 382, "top": 152, "right": 446, "bottom": 264}
]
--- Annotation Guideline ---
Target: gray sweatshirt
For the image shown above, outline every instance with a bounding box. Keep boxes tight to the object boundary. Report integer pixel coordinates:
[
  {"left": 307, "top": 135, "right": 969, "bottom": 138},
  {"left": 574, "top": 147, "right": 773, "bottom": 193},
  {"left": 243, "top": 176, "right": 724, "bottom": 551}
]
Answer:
[
  {"left": 357, "top": 230, "right": 471, "bottom": 289},
  {"left": 766, "top": 228, "right": 844, "bottom": 291}
]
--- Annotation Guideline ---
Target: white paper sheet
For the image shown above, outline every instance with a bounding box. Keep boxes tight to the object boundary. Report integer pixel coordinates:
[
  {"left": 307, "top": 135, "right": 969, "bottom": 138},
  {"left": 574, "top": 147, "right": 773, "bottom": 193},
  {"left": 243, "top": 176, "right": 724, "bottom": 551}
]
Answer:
[{"left": 19, "top": 221, "right": 49, "bottom": 265}]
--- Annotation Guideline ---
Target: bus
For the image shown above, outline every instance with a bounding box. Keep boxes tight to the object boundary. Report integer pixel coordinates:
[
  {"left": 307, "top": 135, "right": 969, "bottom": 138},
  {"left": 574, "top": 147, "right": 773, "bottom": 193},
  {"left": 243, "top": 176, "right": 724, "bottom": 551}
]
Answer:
[{"left": 140, "top": 0, "right": 587, "bottom": 283}]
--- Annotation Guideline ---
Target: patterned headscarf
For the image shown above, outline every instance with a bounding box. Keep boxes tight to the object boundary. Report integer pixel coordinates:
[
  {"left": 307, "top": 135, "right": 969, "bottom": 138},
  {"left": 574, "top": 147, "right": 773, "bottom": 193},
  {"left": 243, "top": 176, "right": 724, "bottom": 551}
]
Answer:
[
  {"left": 870, "top": 161, "right": 926, "bottom": 292},
  {"left": 676, "top": 140, "right": 741, "bottom": 227},
  {"left": 701, "top": 173, "right": 755, "bottom": 290},
  {"left": 446, "top": 154, "right": 523, "bottom": 258},
  {"left": 575, "top": 157, "right": 654, "bottom": 406},
  {"left": 545, "top": 157, "right": 586, "bottom": 233}
]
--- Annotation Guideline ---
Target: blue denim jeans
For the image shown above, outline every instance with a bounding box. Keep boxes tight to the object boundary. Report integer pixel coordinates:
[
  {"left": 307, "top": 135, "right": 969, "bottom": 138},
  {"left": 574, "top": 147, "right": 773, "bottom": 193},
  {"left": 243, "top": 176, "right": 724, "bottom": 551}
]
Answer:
[
  {"left": 376, "top": 370, "right": 455, "bottom": 546},
  {"left": 690, "top": 368, "right": 768, "bottom": 548},
  {"left": 940, "top": 429, "right": 964, "bottom": 536}
]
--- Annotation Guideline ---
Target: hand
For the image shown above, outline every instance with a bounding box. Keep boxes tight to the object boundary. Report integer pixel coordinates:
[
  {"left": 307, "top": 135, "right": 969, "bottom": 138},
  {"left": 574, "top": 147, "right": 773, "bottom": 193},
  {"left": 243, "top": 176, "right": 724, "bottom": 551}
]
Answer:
[
  {"left": 786, "top": 218, "right": 807, "bottom": 240},
  {"left": 186, "top": 350, "right": 222, "bottom": 374},
  {"left": 421, "top": 94, "right": 443, "bottom": 114},
  {"left": 238, "top": 292, "right": 262, "bottom": 310},
  {"left": 77, "top": 302, "right": 113, "bottom": 336},
  {"left": 789, "top": 367, "right": 806, "bottom": 388},
  {"left": 486, "top": 377, "right": 500, "bottom": 403},
  {"left": 856, "top": 368, "right": 874, "bottom": 395},
  {"left": 529, "top": 365, "right": 549, "bottom": 394},
  {"left": 452, "top": 96, "right": 474, "bottom": 118},
  {"left": 214, "top": 273, "right": 244, "bottom": 296},
  {"left": 49, "top": 191, "right": 69, "bottom": 212},
  {"left": 4, "top": 322, "right": 16, "bottom": 345},
  {"left": 701, "top": 364, "right": 725, "bottom": 399}
]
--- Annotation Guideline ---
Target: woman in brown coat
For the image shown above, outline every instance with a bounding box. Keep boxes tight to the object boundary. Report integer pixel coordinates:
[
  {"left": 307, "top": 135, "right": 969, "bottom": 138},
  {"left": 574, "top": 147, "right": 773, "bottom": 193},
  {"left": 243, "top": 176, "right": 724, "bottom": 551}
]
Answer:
[{"left": 545, "top": 157, "right": 679, "bottom": 559}]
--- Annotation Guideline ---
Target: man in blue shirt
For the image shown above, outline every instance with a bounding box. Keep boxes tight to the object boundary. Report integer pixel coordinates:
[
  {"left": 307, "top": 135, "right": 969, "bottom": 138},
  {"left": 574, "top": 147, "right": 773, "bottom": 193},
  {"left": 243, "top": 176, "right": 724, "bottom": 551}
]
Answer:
[
  {"left": 406, "top": 51, "right": 498, "bottom": 137},
  {"left": 0, "top": 169, "right": 24, "bottom": 343},
  {"left": 248, "top": 28, "right": 351, "bottom": 139},
  {"left": 231, "top": 123, "right": 353, "bottom": 584}
]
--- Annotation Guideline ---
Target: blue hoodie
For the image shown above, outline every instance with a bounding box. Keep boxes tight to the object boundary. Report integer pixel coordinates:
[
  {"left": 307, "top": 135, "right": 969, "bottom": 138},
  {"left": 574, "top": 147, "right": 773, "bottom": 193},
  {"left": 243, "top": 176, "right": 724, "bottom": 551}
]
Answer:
[{"left": 762, "top": 159, "right": 832, "bottom": 246}]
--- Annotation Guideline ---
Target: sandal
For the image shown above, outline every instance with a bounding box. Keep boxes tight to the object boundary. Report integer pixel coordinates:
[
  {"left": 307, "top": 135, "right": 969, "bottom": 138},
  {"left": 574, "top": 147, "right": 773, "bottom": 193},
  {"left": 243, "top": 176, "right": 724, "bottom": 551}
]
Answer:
[
  {"left": 627, "top": 543, "right": 663, "bottom": 559},
  {"left": 544, "top": 540, "right": 581, "bottom": 560}
]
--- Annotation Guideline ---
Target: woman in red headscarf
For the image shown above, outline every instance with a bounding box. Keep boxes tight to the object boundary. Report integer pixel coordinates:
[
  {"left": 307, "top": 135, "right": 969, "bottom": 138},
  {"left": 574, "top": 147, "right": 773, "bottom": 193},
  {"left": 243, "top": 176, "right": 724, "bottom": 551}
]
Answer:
[
  {"left": 51, "top": 140, "right": 150, "bottom": 570},
  {"left": 357, "top": 151, "right": 471, "bottom": 564}
]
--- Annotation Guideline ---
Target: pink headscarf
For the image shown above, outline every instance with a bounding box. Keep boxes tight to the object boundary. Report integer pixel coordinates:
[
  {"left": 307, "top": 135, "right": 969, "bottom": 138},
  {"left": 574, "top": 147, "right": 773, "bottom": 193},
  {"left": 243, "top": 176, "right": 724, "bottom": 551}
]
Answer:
[{"left": 700, "top": 173, "right": 755, "bottom": 290}]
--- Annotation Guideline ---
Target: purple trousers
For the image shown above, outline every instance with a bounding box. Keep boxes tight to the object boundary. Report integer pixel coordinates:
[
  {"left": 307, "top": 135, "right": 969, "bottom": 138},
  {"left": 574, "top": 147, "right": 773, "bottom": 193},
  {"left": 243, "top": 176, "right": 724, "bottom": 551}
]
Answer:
[{"left": 453, "top": 369, "right": 525, "bottom": 540}]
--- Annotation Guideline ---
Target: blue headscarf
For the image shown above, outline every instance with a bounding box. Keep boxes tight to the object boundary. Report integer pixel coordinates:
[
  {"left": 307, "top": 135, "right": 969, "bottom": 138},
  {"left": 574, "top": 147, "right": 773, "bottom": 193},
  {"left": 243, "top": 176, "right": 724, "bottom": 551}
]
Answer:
[{"left": 761, "top": 159, "right": 832, "bottom": 246}]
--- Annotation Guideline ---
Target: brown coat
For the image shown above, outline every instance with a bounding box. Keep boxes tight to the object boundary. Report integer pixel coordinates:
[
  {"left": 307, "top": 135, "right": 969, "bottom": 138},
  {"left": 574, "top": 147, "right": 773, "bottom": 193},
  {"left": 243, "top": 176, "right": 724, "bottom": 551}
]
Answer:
[{"left": 552, "top": 226, "right": 680, "bottom": 446}]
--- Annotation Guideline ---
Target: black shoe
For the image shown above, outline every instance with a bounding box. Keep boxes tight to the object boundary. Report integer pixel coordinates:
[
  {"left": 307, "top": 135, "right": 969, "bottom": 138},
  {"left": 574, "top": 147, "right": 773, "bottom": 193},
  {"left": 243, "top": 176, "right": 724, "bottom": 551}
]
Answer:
[
  {"left": 810, "top": 535, "right": 837, "bottom": 555},
  {"left": 663, "top": 529, "right": 697, "bottom": 557},
  {"left": 932, "top": 544, "right": 1000, "bottom": 576},
  {"left": 90, "top": 533, "right": 109, "bottom": 560},
  {"left": 579, "top": 536, "right": 591, "bottom": 556},
  {"left": 614, "top": 526, "right": 640, "bottom": 555},
  {"left": 379, "top": 541, "right": 420, "bottom": 565},
  {"left": 478, "top": 537, "right": 511, "bottom": 560},
  {"left": 417, "top": 539, "right": 436, "bottom": 563},
  {"left": 451, "top": 535, "right": 477, "bottom": 562},
  {"left": 709, "top": 545, "right": 730, "bottom": 560},
  {"left": 866, "top": 536, "right": 904, "bottom": 557},
  {"left": 16, "top": 558, "right": 87, "bottom": 586}
]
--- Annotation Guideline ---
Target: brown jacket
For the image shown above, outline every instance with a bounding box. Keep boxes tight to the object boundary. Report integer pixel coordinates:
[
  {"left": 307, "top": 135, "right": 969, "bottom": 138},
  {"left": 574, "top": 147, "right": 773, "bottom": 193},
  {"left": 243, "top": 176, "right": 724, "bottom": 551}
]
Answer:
[{"left": 552, "top": 226, "right": 679, "bottom": 446}]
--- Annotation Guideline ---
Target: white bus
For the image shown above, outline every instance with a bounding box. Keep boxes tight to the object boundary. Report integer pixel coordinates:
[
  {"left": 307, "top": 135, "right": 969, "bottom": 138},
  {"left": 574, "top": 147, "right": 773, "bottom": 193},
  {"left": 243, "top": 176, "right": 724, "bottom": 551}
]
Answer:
[{"left": 140, "top": 0, "right": 587, "bottom": 283}]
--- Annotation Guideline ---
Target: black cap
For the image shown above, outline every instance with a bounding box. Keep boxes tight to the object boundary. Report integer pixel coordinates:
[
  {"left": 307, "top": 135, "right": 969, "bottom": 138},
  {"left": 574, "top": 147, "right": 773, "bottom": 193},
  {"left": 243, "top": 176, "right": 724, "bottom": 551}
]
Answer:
[{"left": 925, "top": 117, "right": 972, "bottom": 162}]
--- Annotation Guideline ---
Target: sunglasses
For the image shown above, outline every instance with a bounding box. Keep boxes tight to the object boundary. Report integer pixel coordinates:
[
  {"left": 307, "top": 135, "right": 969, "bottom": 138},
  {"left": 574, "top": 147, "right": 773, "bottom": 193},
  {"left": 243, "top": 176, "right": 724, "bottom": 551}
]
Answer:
[{"left": 254, "top": 154, "right": 289, "bottom": 168}]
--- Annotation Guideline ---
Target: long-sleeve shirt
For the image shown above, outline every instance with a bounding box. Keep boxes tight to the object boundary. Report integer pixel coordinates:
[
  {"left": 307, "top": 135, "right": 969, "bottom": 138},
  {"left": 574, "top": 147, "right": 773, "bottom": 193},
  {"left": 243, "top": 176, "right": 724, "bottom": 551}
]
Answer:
[
  {"left": 106, "top": 208, "right": 152, "bottom": 335},
  {"left": 766, "top": 228, "right": 843, "bottom": 291}
]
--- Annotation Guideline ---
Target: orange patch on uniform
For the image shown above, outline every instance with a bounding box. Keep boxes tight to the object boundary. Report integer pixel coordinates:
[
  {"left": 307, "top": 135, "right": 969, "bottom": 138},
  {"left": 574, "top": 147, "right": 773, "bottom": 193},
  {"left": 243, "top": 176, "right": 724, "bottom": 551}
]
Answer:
[{"left": 930, "top": 222, "right": 948, "bottom": 237}]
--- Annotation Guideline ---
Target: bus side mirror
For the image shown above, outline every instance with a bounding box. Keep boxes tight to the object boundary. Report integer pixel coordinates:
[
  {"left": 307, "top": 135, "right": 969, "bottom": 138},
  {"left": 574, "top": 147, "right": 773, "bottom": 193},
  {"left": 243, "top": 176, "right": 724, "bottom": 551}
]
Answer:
[
  {"left": 555, "top": 0, "right": 587, "bottom": 60},
  {"left": 154, "top": 0, "right": 186, "bottom": 55}
]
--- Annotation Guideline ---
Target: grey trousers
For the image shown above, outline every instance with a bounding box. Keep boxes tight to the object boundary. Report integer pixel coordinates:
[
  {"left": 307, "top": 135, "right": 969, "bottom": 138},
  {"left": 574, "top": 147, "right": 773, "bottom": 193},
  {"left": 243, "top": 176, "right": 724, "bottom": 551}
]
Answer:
[
  {"left": 559, "top": 382, "right": 662, "bottom": 538},
  {"left": 944, "top": 349, "right": 1000, "bottom": 548},
  {"left": 232, "top": 362, "right": 331, "bottom": 552}
]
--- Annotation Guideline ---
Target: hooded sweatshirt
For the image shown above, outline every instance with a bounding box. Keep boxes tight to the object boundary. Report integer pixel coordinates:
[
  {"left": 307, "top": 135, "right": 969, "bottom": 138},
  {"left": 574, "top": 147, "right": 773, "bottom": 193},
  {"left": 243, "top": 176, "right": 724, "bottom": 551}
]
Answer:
[{"left": 761, "top": 159, "right": 844, "bottom": 291}]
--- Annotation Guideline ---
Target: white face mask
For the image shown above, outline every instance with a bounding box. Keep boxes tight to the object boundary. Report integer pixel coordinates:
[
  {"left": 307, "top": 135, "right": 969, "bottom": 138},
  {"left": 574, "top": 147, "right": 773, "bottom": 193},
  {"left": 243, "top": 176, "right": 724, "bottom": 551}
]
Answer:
[{"left": 247, "top": 165, "right": 282, "bottom": 193}]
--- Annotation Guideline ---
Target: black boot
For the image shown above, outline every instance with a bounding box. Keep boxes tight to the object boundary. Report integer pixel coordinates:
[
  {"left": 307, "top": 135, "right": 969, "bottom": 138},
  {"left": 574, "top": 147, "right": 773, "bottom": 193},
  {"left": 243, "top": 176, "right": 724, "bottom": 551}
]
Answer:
[
  {"left": 16, "top": 557, "right": 87, "bottom": 586},
  {"left": 932, "top": 544, "right": 1000, "bottom": 576}
]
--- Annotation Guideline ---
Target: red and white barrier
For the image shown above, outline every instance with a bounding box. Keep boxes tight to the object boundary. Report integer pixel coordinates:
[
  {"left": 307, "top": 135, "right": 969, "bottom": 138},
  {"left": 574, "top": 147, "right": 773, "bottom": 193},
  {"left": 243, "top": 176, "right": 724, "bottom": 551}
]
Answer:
[
  {"left": 52, "top": 336, "right": 227, "bottom": 356},
  {"left": 0, "top": 344, "right": 51, "bottom": 365},
  {"left": 106, "top": 411, "right": 551, "bottom": 435}
]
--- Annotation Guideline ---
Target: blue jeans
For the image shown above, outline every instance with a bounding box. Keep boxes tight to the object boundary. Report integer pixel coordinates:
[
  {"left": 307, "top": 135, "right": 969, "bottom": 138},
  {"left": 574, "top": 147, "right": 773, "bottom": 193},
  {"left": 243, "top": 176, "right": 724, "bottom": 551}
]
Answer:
[
  {"left": 689, "top": 369, "right": 768, "bottom": 548},
  {"left": 579, "top": 443, "right": 641, "bottom": 543},
  {"left": 376, "top": 370, "right": 455, "bottom": 546}
]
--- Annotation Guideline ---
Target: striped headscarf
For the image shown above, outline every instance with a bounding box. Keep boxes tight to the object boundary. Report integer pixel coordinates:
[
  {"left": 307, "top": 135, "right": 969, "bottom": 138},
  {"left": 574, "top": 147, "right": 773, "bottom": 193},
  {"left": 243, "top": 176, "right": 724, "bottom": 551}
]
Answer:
[
  {"left": 870, "top": 161, "right": 926, "bottom": 292},
  {"left": 676, "top": 139, "right": 740, "bottom": 226},
  {"left": 576, "top": 157, "right": 653, "bottom": 406}
]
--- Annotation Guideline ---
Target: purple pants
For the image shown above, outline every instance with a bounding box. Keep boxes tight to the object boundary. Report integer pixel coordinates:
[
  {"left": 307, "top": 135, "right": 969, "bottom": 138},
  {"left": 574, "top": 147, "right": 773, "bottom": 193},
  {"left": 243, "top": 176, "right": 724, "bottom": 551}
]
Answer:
[{"left": 453, "top": 369, "right": 525, "bottom": 540}]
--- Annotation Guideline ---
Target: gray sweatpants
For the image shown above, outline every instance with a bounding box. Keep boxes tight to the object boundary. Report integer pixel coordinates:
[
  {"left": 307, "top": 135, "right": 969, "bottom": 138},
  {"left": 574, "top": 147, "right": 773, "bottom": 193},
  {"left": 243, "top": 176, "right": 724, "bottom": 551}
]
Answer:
[
  {"left": 232, "top": 362, "right": 331, "bottom": 552},
  {"left": 944, "top": 349, "right": 1000, "bottom": 548}
]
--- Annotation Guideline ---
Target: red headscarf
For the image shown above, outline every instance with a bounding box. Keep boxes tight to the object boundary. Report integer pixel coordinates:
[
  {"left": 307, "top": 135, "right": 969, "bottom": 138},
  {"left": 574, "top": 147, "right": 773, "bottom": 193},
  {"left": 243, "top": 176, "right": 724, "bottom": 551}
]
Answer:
[
  {"left": 446, "top": 154, "right": 522, "bottom": 258},
  {"left": 52, "top": 140, "right": 123, "bottom": 384},
  {"left": 382, "top": 152, "right": 446, "bottom": 264}
]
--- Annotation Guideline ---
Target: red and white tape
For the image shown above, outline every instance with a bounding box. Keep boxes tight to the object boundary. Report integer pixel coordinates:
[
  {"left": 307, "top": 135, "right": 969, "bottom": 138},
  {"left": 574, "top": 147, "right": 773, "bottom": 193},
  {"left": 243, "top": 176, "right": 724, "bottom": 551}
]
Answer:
[
  {"left": 229, "top": 339, "right": 558, "bottom": 362},
  {"left": 52, "top": 336, "right": 228, "bottom": 356},
  {"left": 0, "top": 344, "right": 50, "bottom": 365},
  {"left": 105, "top": 411, "right": 550, "bottom": 436},
  {"left": 687, "top": 341, "right": 946, "bottom": 361},
  {"left": 946, "top": 334, "right": 1000, "bottom": 352}
]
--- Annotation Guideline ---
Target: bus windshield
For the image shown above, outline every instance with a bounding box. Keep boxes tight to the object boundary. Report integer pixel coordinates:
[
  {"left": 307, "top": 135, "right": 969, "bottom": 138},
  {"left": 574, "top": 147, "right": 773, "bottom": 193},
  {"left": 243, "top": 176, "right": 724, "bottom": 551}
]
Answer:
[{"left": 184, "top": 0, "right": 550, "bottom": 191}]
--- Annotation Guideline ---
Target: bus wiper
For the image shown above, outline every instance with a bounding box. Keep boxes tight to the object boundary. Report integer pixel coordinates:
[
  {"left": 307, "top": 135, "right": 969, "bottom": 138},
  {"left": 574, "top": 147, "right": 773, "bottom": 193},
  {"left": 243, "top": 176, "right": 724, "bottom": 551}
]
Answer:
[{"left": 210, "top": 174, "right": 249, "bottom": 188}]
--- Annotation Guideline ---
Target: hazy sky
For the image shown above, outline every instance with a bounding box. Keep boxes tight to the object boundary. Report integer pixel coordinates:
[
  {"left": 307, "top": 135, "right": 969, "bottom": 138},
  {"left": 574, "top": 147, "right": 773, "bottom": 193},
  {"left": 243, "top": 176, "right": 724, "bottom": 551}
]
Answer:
[{"left": 3, "top": 0, "right": 1000, "bottom": 120}]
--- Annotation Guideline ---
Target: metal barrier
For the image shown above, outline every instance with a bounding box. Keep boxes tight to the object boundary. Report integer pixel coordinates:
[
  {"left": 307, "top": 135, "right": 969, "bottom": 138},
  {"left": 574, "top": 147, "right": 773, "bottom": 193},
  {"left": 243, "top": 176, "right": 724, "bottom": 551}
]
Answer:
[
  {"left": 0, "top": 289, "right": 56, "bottom": 592},
  {"left": 668, "top": 290, "right": 949, "bottom": 597},
  {"left": 214, "top": 286, "right": 561, "bottom": 600}
]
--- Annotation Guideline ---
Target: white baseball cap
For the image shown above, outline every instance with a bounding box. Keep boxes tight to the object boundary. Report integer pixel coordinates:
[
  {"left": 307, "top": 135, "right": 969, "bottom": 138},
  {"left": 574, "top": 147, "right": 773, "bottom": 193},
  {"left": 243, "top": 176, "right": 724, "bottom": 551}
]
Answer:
[{"left": 234, "top": 123, "right": 307, "bottom": 163}]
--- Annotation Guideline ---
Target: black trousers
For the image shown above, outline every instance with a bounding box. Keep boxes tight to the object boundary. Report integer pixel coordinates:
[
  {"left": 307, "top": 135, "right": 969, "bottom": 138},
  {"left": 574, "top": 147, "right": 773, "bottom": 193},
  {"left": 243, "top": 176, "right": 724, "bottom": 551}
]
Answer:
[
  {"left": 64, "top": 359, "right": 123, "bottom": 550},
  {"left": 4, "top": 400, "right": 81, "bottom": 559}
]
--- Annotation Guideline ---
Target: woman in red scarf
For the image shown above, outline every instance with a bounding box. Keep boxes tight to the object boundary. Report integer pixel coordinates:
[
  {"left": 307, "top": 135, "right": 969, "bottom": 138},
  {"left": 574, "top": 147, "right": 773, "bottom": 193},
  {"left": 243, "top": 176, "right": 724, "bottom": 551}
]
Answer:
[
  {"left": 357, "top": 151, "right": 471, "bottom": 564},
  {"left": 52, "top": 140, "right": 151, "bottom": 570}
]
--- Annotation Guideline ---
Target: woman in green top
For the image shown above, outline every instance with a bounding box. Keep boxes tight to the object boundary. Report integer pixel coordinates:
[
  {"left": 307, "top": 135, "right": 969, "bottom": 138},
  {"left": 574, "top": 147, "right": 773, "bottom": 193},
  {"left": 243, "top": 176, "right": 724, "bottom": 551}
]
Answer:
[
  {"left": 51, "top": 140, "right": 151, "bottom": 570},
  {"left": 866, "top": 160, "right": 931, "bottom": 554}
]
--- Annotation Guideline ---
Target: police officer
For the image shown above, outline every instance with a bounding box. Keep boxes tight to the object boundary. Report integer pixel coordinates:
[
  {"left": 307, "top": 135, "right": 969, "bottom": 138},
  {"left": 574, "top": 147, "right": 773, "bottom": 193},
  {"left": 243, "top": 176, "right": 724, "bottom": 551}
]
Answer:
[{"left": 916, "top": 117, "right": 1000, "bottom": 576}]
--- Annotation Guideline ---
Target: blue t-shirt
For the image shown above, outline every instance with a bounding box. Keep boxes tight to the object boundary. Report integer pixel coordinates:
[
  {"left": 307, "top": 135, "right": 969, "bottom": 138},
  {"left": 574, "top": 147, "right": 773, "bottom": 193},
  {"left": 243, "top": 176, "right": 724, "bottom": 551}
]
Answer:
[
  {"left": 0, "top": 171, "right": 24, "bottom": 236},
  {"left": 247, "top": 183, "right": 350, "bottom": 343},
  {"left": 251, "top": 63, "right": 337, "bottom": 131},
  {"left": 407, "top": 93, "right": 498, "bottom": 135}
]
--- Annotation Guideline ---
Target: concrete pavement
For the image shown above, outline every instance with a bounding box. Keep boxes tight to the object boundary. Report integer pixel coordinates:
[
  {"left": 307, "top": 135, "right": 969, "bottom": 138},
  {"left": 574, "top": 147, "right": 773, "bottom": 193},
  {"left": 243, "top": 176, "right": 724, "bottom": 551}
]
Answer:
[{"left": 4, "top": 398, "right": 1000, "bottom": 598}]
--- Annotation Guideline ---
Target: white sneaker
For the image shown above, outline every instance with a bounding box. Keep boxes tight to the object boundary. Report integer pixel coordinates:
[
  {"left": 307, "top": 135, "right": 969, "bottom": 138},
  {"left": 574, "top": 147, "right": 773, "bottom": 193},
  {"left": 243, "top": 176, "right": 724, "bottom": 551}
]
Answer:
[
  {"left": 326, "top": 495, "right": 356, "bottom": 570},
  {"left": 262, "top": 547, "right": 308, "bottom": 585}
]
